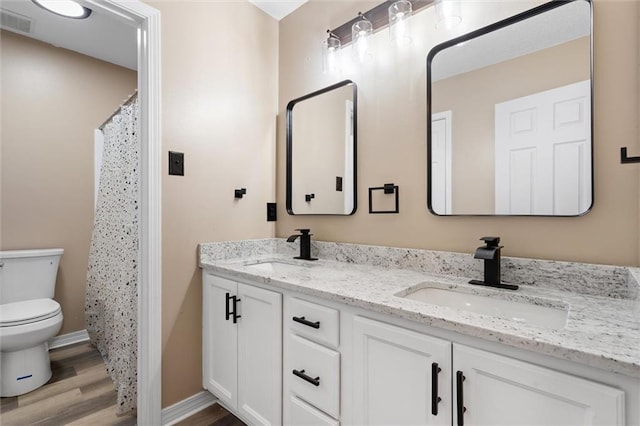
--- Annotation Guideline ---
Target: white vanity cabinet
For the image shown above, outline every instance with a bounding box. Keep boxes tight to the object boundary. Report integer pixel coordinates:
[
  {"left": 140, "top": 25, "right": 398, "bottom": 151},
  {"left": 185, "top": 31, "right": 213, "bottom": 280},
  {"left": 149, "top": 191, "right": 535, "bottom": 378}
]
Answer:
[
  {"left": 200, "top": 264, "right": 634, "bottom": 426},
  {"left": 351, "top": 315, "right": 625, "bottom": 426},
  {"left": 453, "top": 344, "right": 624, "bottom": 426},
  {"left": 202, "top": 273, "right": 282, "bottom": 425}
]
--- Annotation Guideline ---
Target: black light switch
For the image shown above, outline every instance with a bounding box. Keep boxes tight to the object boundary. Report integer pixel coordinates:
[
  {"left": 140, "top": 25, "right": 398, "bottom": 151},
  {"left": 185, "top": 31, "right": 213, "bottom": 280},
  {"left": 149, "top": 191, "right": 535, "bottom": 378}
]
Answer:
[
  {"left": 267, "top": 203, "right": 277, "bottom": 222},
  {"left": 336, "top": 176, "right": 343, "bottom": 192},
  {"left": 169, "top": 151, "right": 184, "bottom": 176}
]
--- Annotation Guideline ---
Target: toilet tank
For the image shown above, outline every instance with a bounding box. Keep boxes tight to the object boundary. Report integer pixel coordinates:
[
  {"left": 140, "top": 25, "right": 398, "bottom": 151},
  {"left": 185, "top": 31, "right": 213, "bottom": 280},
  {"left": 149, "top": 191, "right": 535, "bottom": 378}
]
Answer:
[{"left": 0, "top": 249, "right": 64, "bottom": 304}]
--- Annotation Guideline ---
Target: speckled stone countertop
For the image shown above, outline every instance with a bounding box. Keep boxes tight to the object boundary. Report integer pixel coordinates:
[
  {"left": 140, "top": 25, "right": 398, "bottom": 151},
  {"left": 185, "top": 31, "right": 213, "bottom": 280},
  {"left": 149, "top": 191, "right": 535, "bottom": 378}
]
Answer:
[{"left": 199, "top": 239, "right": 640, "bottom": 379}]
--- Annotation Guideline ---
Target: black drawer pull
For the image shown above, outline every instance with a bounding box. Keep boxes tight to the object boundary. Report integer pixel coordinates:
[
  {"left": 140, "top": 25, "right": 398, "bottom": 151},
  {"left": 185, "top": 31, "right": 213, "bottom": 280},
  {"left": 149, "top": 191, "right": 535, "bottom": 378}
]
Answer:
[
  {"left": 432, "top": 362, "right": 442, "bottom": 416},
  {"left": 292, "top": 316, "right": 320, "bottom": 329},
  {"left": 225, "top": 293, "right": 241, "bottom": 323},
  {"left": 456, "top": 371, "right": 466, "bottom": 426},
  {"left": 225, "top": 292, "right": 232, "bottom": 321},
  {"left": 292, "top": 369, "right": 320, "bottom": 386}
]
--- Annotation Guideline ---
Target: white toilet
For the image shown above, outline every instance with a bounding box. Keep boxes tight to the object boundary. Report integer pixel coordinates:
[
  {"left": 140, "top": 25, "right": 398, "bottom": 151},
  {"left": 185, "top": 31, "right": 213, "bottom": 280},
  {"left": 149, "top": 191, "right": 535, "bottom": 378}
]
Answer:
[{"left": 0, "top": 248, "right": 64, "bottom": 397}]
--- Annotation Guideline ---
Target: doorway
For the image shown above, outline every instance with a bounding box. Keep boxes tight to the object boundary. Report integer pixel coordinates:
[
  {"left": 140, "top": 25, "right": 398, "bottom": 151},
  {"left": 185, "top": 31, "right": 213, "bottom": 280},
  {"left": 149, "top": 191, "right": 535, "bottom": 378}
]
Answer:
[{"left": 85, "top": 1, "right": 161, "bottom": 422}]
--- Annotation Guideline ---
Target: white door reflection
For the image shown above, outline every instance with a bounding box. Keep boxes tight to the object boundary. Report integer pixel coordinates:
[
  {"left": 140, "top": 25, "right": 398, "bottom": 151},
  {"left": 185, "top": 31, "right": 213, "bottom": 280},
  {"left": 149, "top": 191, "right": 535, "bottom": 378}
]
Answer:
[{"left": 494, "top": 80, "right": 591, "bottom": 215}]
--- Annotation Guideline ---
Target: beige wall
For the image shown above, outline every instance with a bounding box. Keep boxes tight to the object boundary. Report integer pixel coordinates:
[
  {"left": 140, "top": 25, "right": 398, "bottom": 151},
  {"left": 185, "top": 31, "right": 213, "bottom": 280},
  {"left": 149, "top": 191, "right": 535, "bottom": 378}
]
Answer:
[
  {"left": 433, "top": 37, "right": 590, "bottom": 214},
  {"left": 276, "top": 0, "right": 640, "bottom": 267},
  {"left": 144, "top": 1, "right": 278, "bottom": 407},
  {"left": 0, "top": 31, "right": 137, "bottom": 335}
]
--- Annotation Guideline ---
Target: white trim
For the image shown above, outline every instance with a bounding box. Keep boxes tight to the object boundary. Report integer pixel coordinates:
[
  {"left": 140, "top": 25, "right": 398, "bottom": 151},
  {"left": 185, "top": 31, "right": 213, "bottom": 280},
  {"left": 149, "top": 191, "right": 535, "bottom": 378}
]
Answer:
[
  {"left": 48, "top": 329, "right": 90, "bottom": 349},
  {"left": 161, "top": 392, "right": 218, "bottom": 426},
  {"left": 81, "top": 1, "right": 162, "bottom": 424}
]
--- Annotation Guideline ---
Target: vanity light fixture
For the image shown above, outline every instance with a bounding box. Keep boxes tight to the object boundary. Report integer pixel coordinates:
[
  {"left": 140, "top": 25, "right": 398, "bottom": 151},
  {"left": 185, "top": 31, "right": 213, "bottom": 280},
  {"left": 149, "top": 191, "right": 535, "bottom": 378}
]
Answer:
[
  {"left": 434, "top": 0, "right": 461, "bottom": 30},
  {"left": 389, "top": 0, "right": 413, "bottom": 46},
  {"left": 323, "top": 0, "right": 457, "bottom": 71},
  {"left": 352, "top": 12, "right": 373, "bottom": 63},
  {"left": 32, "top": 0, "right": 92, "bottom": 18},
  {"left": 322, "top": 30, "right": 341, "bottom": 74}
]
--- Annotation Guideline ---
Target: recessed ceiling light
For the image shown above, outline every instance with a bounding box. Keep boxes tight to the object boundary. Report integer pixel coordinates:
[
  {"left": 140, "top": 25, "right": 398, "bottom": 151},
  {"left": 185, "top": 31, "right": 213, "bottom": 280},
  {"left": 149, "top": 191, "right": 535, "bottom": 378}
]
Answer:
[{"left": 32, "top": 0, "right": 92, "bottom": 19}]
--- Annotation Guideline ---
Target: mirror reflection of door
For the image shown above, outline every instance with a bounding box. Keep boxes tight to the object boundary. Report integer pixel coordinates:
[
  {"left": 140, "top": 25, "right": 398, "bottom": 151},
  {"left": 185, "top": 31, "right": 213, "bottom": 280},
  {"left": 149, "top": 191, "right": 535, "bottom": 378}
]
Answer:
[
  {"left": 431, "top": 111, "right": 452, "bottom": 215},
  {"left": 343, "top": 100, "right": 355, "bottom": 214},
  {"left": 495, "top": 81, "right": 591, "bottom": 215}
]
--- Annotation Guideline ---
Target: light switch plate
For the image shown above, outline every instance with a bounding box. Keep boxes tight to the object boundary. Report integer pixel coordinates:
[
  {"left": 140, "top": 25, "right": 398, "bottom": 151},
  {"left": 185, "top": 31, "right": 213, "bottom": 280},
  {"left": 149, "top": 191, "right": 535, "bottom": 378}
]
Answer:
[
  {"left": 267, "top": 203, "right": 277, "bottom": 221},
  {"left": 169, "top": 151, "right": 184, "bottom": 176}
]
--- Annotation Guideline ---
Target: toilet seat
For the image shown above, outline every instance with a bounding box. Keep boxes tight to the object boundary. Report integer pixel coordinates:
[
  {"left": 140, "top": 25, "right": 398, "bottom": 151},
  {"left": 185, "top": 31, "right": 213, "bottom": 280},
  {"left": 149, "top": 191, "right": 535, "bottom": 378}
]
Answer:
[{"left": 0, "top": 299, "right": 62, "bottom": 327}]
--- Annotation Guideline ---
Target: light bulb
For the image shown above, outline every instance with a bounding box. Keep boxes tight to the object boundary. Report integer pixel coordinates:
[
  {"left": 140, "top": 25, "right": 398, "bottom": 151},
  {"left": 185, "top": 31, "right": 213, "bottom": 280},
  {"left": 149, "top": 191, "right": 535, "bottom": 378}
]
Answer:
[
  {"left": 389, "top": 1, "right": 412, "bottom": 46},
  {"left": 435, "top": 0, "right": 462, "bottom": 30},
  {"left": 322, "top": 31, "right": 341, "bottom": 74},
  {"left": 32, "top": 0, "right": 92, "bottom": 18},
  {"left": 352, "top": 15, "right": 373, "bottom": 63}
]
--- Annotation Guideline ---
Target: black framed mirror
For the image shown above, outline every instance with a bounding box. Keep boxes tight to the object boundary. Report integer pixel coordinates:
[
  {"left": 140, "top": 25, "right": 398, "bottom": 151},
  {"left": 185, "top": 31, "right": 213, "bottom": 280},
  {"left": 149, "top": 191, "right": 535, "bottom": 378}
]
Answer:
[
  {"left": 427, "top": 0, "right": 593, "bottom": 216},
  {"left": 286, "top": 80, "right": 357, "bottom": 215}
]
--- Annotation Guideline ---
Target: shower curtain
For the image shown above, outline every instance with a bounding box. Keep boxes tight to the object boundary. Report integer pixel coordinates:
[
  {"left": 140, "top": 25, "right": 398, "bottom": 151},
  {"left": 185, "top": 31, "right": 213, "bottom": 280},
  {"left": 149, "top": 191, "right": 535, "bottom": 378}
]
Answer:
[{"left": 86, "top": 95, "right": 139, "bottom": 415}]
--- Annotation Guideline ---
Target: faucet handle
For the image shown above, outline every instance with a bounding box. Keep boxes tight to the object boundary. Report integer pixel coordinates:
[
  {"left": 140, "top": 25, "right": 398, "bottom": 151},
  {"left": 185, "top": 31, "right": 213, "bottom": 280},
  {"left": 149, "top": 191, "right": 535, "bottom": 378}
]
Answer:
[
  {"left": 295, "top": 228, "right": 312, "bottom": 236},
  {"left": 480, "top": 236, "right": 500, "bottom": 247}
]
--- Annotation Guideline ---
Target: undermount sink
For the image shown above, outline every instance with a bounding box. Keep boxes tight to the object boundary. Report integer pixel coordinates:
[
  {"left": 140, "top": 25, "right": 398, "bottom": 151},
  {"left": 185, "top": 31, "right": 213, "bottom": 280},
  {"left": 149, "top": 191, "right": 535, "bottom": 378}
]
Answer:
[
  {"left": 245, "top": 261, "right": 311, "bottom": 274},
  {"left": 401, "top": 287, "right": 568, "bottom": 329}
]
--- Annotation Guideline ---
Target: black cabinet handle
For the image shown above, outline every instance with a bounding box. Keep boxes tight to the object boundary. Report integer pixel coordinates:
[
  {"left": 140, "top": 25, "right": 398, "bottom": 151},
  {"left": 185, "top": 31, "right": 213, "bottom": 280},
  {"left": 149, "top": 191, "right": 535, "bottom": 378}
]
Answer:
[
  {"left": 225, "top": 293, "right": 241, "bottom": 323},
  {"left": 292, "top": 316, "right": 320, "bottom": 329},
  {"left": 292, "top": 369, "right": 320, "bottom": 387},
  {"left": 232, "top": 296, "right": 241, "bottom": 324},
  {"left": 225, "top": 292, "right": 232, "bottom": 321},
  {"left": 432, "top": 362, "right": 442, "bottom": 416},
  {"left": 456, "top": 371, "right": 466, "bottom": 426}
]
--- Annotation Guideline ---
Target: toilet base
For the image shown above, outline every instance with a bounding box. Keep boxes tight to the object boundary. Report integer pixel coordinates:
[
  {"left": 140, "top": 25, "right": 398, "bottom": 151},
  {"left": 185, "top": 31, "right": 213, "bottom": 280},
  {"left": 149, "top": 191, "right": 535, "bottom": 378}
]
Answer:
[{"left": 1, "top": 343, "right": 52, "bottom": 397}]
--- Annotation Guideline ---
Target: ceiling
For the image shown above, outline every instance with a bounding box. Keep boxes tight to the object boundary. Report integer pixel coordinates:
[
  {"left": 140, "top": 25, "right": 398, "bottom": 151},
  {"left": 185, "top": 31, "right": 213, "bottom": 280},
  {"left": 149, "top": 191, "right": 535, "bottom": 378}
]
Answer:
[
  {"left": 1, "top": 0, "right": 137, "bottom": 70},
  {"left": 249, "top": 0, "right": 308, "bottom": 20},
  {"left": 431, "top": 1, "right": 590, "bottom": 81},
  {"left": 0, "top": 0, "right": 308, "bottom": 70}
]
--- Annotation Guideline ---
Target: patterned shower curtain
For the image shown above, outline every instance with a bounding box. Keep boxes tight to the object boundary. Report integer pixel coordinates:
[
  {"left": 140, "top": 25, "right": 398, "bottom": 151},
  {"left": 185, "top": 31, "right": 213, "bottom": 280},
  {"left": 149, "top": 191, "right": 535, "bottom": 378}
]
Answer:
[{"left": 86, "top": 95, "right": 139, "bottom": 415}]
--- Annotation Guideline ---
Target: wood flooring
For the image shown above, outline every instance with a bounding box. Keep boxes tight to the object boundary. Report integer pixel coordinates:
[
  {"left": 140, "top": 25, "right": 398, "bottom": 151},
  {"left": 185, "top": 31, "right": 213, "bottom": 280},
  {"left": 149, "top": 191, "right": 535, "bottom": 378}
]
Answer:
[{"left": 0, "top": 342, "right": 244, "bottom": 426}]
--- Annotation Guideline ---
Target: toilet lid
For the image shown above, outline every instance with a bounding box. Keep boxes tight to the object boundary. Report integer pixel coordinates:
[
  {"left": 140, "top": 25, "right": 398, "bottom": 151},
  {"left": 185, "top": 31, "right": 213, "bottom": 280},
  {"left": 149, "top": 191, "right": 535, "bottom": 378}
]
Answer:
[{"left": 0, "top": 299, "right": 62, "bottom": 327}]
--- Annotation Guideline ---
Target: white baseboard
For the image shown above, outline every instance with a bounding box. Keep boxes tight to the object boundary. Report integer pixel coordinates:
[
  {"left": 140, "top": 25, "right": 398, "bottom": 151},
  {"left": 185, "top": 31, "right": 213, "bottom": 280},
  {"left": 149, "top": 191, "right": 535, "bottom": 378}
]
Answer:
[
  {"left": 48, "top": 329, "right": 90, "bottom": 350},
  {"left": 162, "top": 391, "right": 217, "bottom": 426}
]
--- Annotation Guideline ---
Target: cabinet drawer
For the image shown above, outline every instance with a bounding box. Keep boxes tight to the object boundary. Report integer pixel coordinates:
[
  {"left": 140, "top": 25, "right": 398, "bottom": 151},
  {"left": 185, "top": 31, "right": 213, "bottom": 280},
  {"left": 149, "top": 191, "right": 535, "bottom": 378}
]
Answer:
[
  {"left": 289, "top": 334, "right": 340, "bottom": 419},
  {"left": 289, "top": 395, "right": 340, "bottom": 426},
  {"left": 289, "top": 297, "right": 339, "bottom": 348}
]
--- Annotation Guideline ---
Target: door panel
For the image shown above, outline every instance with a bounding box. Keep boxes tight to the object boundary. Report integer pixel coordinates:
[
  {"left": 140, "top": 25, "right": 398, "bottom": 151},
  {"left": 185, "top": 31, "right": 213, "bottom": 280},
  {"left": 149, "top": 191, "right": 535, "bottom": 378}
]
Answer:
[
  {"left": 237, "top": 283, "right": 282, "bottom": 425},
  {"left": 431, "top": 111, "right": 452, "bottom": 214},
  {"left": 495, "top": 80, "right": 591, "bottom": 215},
  {"left": 453, "top": 344, "right": 624, "bottom": 426},
  {"left": 203, "top": 274, "right": 238, "bottom": 409},
  {"left": 353, "top": 316, "right": 451, "bottom": 426}
]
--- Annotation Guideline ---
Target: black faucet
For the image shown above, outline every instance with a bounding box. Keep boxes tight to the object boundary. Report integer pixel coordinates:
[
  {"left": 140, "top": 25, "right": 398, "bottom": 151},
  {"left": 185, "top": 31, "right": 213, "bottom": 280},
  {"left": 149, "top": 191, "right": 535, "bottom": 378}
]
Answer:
[
  {"left": 286, "top": 229, "right": 317, "bottom": 261},
  {"left": 469, "top": 237, "right": 518, "bottom": 290}
]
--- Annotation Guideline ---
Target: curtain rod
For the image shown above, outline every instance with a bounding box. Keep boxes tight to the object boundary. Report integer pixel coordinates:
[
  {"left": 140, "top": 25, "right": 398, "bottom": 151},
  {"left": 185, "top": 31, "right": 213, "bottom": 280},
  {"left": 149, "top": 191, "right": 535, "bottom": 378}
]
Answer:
[{"left": 98, "top": 90, "right": 139, "bottom": 131}]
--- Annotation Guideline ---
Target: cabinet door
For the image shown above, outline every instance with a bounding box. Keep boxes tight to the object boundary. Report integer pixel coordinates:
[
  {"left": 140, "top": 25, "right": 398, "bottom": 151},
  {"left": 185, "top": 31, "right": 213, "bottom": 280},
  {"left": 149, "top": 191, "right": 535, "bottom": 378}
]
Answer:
[
  {"left": 453, "top": 344, "right": 625, "bottom": 426},
  {"left": 353, "top": 316, "right": 452, "bottom": 426},
  {"left": 203, "top": 274, "right": 238, "bottom": 409},
  {"left": 237, "top": 283, "right": 282, "bottom": 425}
]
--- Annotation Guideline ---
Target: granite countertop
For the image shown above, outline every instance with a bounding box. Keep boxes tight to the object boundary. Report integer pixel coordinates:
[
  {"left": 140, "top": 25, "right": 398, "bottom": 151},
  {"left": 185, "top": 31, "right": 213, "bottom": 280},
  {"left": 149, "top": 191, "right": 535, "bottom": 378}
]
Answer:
[{"left": 199, "top": 239, "right": 640, "bottom": 379}]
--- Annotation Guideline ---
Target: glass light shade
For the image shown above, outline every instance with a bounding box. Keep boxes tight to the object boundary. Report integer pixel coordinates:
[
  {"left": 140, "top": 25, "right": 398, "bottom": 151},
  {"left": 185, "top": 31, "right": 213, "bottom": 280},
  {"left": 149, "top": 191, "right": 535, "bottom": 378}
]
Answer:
[
  {"left": 389, "top": 0, "right": 412, "bottom": 46},
  {"left": 352, "top": 17, "right": 373, "bottom": 63},
  {"left": 435, "top": 0, "right": 462, "bottom": 30},
  {"left": 32, "top": 0, "right": 91, "bottom": 18},
  {"left": 322, "top": 35, "right": 341, "bottom": 74}
]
